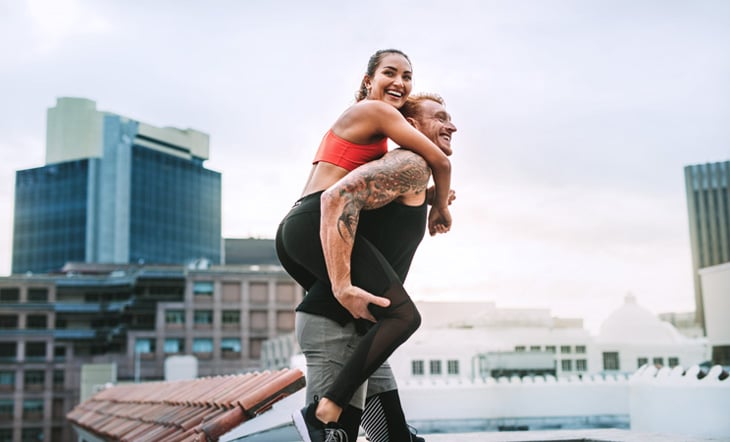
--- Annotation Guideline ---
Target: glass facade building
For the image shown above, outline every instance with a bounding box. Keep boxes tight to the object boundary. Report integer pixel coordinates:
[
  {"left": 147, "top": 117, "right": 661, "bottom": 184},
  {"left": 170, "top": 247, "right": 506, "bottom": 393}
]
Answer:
[
  {"left": 11, "top": 98, "right": 221, "bottom": 274},
  {"left": 684, "top": 160, "right": 730, "bottom": 332}
]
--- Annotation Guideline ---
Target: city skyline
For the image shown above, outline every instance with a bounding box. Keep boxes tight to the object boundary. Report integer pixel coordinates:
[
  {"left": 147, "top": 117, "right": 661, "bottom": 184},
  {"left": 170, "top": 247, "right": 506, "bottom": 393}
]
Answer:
[{"left": 1, "top": 0, "right": 729, "bottom": 332}]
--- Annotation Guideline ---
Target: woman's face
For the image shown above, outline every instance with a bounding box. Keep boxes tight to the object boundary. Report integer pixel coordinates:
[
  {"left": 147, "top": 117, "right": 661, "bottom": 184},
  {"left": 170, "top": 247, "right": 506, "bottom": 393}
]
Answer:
[{"left": 364, "top": 53, "right": 413, "bottom": 108}]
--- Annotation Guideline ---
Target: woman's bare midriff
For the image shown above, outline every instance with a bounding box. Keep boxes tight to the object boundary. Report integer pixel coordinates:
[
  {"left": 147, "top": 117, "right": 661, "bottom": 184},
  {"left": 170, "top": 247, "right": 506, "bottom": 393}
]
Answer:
[{"left": 300, "top": 162, "right": 350, "bottom": 197}]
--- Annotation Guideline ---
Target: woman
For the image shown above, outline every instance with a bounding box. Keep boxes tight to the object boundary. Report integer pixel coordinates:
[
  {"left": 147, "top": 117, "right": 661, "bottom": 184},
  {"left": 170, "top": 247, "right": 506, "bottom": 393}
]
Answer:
[{"left": 276, "top": 49, "right": 452, "bottom": 442}]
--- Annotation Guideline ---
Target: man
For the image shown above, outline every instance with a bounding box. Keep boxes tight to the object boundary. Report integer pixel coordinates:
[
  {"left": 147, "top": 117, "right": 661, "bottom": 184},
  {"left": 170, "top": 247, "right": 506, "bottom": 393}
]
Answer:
[{"left": 296, "top": 93, "right": 457, "bottom": 441}]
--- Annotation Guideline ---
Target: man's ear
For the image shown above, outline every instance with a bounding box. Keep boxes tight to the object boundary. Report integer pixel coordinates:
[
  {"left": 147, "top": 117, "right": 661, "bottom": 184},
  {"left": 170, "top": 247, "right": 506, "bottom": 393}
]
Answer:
[{"left": 406, "top": 117, "right": 418, "bottom": 128}]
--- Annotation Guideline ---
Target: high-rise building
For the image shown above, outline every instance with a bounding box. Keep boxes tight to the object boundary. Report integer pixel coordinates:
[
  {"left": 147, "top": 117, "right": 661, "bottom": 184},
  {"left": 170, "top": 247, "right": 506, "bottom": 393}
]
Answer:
[
  {"left": 684, "top": 160, "right": 730, "bottom": 332},
  {"left": 12, "top": 97, "right": 222, "bottom": 274}
]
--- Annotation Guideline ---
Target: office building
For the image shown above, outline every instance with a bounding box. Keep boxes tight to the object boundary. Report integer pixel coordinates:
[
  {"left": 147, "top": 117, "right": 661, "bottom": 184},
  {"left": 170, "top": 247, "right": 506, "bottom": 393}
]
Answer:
[
  {"left": 0, "top": 262, "right": 301, "bottom": 441},
  {"left": 12, "top": 97, "right": 221, "bottom": 274},
  {"left": 684, "top": 160, "right": 730, "bottom": 332}
]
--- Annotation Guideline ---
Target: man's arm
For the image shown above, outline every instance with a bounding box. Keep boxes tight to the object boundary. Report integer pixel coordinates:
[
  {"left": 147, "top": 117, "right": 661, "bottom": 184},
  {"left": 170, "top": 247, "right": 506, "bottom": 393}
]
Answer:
[{"left": 320, "top": 149, "right": 430, "bottom": 321}]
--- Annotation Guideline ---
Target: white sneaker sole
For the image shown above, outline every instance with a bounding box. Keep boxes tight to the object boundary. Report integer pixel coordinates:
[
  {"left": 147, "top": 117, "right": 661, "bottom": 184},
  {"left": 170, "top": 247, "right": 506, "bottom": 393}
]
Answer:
[{"left": 291, "top": 409, "right": 313, "bottom": 442}]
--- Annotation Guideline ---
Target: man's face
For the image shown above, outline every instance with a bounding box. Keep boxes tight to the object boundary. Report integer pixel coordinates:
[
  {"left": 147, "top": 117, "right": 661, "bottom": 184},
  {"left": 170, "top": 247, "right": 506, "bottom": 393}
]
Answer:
[{"left": 414, "top": 100, "right": 457, "bottom": 156}]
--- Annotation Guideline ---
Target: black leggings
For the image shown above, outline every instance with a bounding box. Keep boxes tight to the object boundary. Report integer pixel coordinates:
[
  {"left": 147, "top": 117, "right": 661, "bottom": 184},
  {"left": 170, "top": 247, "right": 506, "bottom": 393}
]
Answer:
[{"left": 275, "top": 191, "right": 421, "bottom": 408}]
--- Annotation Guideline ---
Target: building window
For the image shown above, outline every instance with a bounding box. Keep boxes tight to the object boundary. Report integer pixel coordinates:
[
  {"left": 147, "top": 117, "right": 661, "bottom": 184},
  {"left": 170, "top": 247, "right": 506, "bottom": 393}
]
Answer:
[
  {"left": 561, "top": 360, "right": 572, "bottom": 372},
  {"left": 576, "top": 359, "right": 587, "bottom": 371},
  {"left": 22, "top": 400, "right": 44, "bottom": 420},
  {"left": 0, "top": 315, "right": 17, "bottom": 329},
  {"left": 52, "top": 398, "right": 65, "bottom": 419},
  {"left": 221, "top": 338, "right": 241, "bottom": 357},
  {"left": 575, "top": 345, "right": 586, "bottom": 354},
  {"left": 250, "top": 311, "right": 268, "bottom": 330},
  {"left": 28, "top": 288, "right": 48, "bottom": 302},
  {"left": 53, "top": 370, "right": 64, "bottom": 389},
  {"left": 0, "top": 399, "right": 13, "bottom": 419},
  {"left": 653, "top": 357, "right": 664, "bottom": 367},
  {"left": 24, "top": 370, "right": 45, "bottom": 390},
  {"left": 193, "top": 338, "right": 213, "bottom": 358},
  {"left": 222, "top": 282, "right": 241, "bottom": 303},
  {"left": 222, "top": 310, "right": 240, "bottom": 327},
  {"left": 164, "top": 339, "right": 184, "bottom": 354},
  {"left": 514, "top": 346, "right": 525, "bottom": 352},
  {"left": 447, "top": 360, "right": 460, "bottom": 375},
  {"left": 637, "top": 357, "right": 648, "bottom": 368},
  {"left": 22, "top": 427, "right": 44, "bottom": 441},
  {"left": 165, "top": 310, "right": 185, "bottom": 325},
  {"left": 0, "top": 371, "right": 15, "bottom": 391},
  {"left": 603, "top": 352, "right": 620, "bottom": 371},
  {"left": 560, "top": 345, "right": 572, "bottom": 354},
  {"left": 194, "top": 310, "right": 213, "bottom": 327},
  {"left": 193, "top": 281, "right": 214, "bottom": 296},
  {"left": 411, "top": 360, "right": 424, "bottom": 376},
  {"left": 0, "top": 288, "right": 19, "bottom": 303},
  {"left": 26, "top": 315, "right": 47, "bottom": 329},
  {"left": 430, "top": 360, "right": 442, "bottom": 375},
  {"left": 530, "top": 346, "right": 541, "bottom": 352},
  {"left": 545, "top": 346, "right": 556, "bottom": 353},
  {"left": 249, "top": 338, "right": 264, "bottom": 359},
  {"left": 277, "top": 311, "right": 295, "bottom": 331},
  {"left": 250, "top": 282, "right": 269, "bottom": 304},
  {"left": 276, "top": 282, "right": 297, "bottom": 304},
  {"left": 0, "top": 343, "right": 17, "bottom": 361},
  {"left": 25, "top": 342, "right": 46, "bottom": 361},
  {"left": 54, "top": 346, "right": 66, "bottom": 361},
  {"left": 668, "top": 357, "right": 679, "bottom": 368},
  {"left": 135, "top": 339, "right": 154, "bottom": 354}
]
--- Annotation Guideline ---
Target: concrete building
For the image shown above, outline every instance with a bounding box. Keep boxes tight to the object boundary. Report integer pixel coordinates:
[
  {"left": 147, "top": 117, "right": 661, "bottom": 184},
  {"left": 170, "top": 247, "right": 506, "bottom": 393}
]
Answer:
[
  {"left": 12, "top": 97, "right": 221, "bottom": 274},
  {"left": 0, "top": 262, "right": 301, "bottom": 442},
  {"left": 699, "top": 262, "right": 730, "bottom": 366},
  {"left": 684, "top": 160, "right": 730, "bottom": 332}
]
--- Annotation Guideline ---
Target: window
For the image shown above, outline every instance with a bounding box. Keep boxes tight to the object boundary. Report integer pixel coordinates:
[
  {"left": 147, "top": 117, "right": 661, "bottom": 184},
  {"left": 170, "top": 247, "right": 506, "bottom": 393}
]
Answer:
[
  {"left": 24, "top": 370, "right": 45, "bottom": 389},
  {"left": 194, "top": 310, "right": 213, "bottom": 326},
  {"left": 249, "top": 338, "right": 264, "bottom": 359},
  {"left": 0, "top": 399, "right": 13, "bottom": 419},
  {"left": 193, "top": 338, "right": 213, "bottom": 354},
  {"left": 22, "top": 427, "right": 44, "bottom": 441},
  {"left": 0, "top": 315, "right": 17, "bottom": 329},
  {"left": 221, "top": 338, "right": 241, "bottom": 353},
  {"left": 28, "top": 288, "right": 48, "bottom": 302},
  {"left": 0, "top": 288, "right": 19, "bottom": 303},
  {"left": 276, "top": 282, "right": 297, "bottom": 304},
  {"left": 530, "top": 346, "right": 541, "bottom": 352},
  {"left": 53, "top": 370, "right": 64, "bottom": 389},
  {"left": 668, "top": 357, "right": 679, "bottom": 368},
  {"left": 447, "top": 360, "right": 460, "bottom": 375},
  {"left": 222, "top": 282, "right": 241, "bottom": 302},
  {"left": 250, "top": 282, "right": 268, "bottom": 304},
  {"left": 222, "top": 310, "right": 240, "bottom": 325},
  {"left": 576, "top": 359, "right": 587, "bottom": 371},
  {"left": 54, "top": 346, "right": 66, "bottom": 361},
  {"left": 164, "top": 339, "right": 184, "bottom": 354},
  {"left": 0, "top": 343, "right": 16, "bottom": 361},
  {"left": 575, "top": 345, "right": 586, "bottom": 354},
  {"left": 514, "top": 346, "right": 525, "bottom": 352},
  {"left": 52, "top": 398, "right": 65, "bottom": 419},
  {"left": 430, "top": 360, "right": 442, "bottom": 375},
  {"left": 653, "top": 357, "right": 664, "bottom": 367},
  {"left": 277, "top": 311, "right": 295, "bottom": 331},
  {"left": 22, "top": 400, "right": 44, "bottom": 420},
  {"left": 560, "top": 345, "right": 571, "bottom": 354},
  {"left": 561, "top": 360, "right": 572, "bottom": 372},
  {"left": 25, "top": 342, "right": 46, "bottom": 361},
  {"left": 603, "top": 352, "right": 620, "bottom": 371},
  {"left": 250, "top": 311, "right": 268, "bottom": 330},
  {"left": 26, "top": 315, "right": 47, "bottom": 329},
  {"left": 165, "top": 310, "right": 185, "bottom": 325},
  {"left": 637, "top": 357, "right": 649, "bottom": 368},
  {"left": 0, "top": 371, "right": 15, "bottom": 390},
  {"left": 411, "top": 360, "right": 424, "bottom": 376},
  {"left": 545, "top": 346, "right": 556, "bottom": 354},
  {"left": 135, "top": 339, "right": 154, "bottom": 354},
  {"left": 193, "top": 281, "right": 214, "bottom": 296}
]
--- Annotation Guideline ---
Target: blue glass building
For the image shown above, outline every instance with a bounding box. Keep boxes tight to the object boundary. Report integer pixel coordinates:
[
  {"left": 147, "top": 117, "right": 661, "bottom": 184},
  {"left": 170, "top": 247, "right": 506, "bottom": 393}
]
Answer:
[{"left": 12, "top": 98, "right": 221, "bottom": 273}]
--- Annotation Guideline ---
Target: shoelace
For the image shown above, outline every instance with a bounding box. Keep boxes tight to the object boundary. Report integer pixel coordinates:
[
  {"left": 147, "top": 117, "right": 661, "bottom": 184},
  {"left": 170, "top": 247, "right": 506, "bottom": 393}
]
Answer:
[{"left": 324, "top": 427, "right": 349, "bottom": 442}]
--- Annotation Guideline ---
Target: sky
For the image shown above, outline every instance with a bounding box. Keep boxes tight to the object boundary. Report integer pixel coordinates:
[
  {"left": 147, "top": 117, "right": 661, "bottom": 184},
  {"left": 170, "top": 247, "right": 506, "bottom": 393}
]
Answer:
[{"left": 1, "top": 0, "right": 728, "bottom": 332}]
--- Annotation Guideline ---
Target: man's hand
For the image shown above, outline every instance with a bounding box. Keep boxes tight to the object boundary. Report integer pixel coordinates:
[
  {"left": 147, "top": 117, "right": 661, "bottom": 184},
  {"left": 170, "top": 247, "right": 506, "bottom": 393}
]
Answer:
[
  {"left": 428, "top": 204, "right": 452, "bottom": 235},
  {"left": 334, "top": 285, "right": 391, "bottom": 323}
]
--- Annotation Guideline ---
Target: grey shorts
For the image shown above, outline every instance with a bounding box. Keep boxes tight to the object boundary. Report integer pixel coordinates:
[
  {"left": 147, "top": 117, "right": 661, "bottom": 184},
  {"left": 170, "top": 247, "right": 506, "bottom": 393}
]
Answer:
[{"left": 295, "top": 311, "right": 398, "bottom": 410}]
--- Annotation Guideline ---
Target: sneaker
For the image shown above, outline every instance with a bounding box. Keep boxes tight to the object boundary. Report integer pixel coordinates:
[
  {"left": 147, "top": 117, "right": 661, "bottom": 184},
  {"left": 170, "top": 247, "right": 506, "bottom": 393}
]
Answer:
[{"left": 292, "top": 401, "right": 349, "bottom": 442}]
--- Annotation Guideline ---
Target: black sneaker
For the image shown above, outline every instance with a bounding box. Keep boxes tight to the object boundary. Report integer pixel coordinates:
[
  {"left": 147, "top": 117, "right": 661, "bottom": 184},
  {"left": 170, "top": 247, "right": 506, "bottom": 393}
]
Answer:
[{"left": 292, "top": 401, "right": 349, "bottom": 442}]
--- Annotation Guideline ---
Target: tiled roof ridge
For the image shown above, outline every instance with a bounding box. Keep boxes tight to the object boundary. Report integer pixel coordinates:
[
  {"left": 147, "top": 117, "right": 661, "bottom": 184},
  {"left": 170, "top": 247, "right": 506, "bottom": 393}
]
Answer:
[{"left": 67, "top": 368, "right": 305, "bottom": 442}]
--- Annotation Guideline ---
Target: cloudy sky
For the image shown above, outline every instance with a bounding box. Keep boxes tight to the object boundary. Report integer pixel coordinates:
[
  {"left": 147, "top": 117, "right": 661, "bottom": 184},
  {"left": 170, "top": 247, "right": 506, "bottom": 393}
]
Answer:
[{"left": 1, "top": 0, "right": 728, "bottom": 331}]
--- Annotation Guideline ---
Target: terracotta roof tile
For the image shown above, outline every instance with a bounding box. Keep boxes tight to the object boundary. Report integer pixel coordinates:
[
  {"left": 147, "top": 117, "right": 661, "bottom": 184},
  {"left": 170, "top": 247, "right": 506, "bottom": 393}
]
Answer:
[{"left": 67, "top": 368, "right": 304, "bottom": 441}]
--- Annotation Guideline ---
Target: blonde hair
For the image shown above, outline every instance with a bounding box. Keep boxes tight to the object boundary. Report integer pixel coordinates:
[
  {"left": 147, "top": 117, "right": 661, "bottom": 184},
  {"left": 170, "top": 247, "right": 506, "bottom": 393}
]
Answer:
[{"left": 399, "top": 93, "right": 445, "bottom": 119}]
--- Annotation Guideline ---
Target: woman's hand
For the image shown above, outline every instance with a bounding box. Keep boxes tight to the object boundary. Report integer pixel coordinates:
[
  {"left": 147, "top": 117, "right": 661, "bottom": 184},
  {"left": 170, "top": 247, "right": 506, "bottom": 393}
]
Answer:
[
  {"left": 427, "top": 186, "right": 456, "bottom": 206},
  {"left": 428, "top": 204, "right": 452, "bottom": 235},
  {"left": 334, "top": 285, "right": 391, "bottom": 323}
]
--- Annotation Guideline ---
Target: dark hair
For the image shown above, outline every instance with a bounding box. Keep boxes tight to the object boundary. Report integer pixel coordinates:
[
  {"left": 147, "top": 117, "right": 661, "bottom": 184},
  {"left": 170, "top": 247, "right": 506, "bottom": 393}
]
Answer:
[
  {"left": 356, "top": 49, "right": 412, "bottom": 102},
  {"left": 399, "top": 92, "right": 445, "bottom": 119}
]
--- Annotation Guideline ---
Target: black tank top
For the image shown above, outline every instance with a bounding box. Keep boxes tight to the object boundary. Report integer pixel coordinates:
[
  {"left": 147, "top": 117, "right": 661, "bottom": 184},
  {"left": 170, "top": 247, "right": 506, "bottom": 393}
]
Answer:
[{"left": 296, "top": 200, "right": 427, "bottom": 326}]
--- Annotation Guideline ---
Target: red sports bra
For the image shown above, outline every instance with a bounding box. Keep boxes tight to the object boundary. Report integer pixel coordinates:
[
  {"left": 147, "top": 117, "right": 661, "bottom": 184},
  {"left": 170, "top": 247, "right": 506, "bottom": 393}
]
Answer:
[{"left": 312, "top": 130, "right": 388, "bottom": 171}]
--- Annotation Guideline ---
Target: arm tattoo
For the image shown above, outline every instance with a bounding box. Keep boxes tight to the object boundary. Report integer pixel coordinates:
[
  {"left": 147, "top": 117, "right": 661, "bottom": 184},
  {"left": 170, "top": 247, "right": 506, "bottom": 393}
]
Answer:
[{"left": 334, "top": 150, "right": 430, "bottom": 241}]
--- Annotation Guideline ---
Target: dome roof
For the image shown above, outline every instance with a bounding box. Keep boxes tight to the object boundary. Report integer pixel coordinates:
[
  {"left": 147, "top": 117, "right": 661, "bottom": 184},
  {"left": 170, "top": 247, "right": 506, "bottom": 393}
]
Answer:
[{"left": 597, "top": 294, "right": 684, "bottom": 344}]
